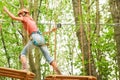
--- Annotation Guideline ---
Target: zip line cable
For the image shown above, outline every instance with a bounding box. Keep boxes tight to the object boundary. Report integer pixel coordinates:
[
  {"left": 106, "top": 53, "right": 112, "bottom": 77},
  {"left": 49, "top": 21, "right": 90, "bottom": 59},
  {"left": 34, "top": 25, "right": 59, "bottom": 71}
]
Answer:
[{"left": 1, "top": 20, "right": 120, "bottom": 26}]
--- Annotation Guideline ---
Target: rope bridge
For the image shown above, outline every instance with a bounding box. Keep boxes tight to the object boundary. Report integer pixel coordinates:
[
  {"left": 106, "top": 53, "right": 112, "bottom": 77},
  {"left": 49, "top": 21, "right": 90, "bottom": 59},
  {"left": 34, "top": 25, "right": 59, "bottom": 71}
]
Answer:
[
  {"left": 0, "top": 67, "right": 97, "bottom": 80},
  {"left": 0, "top": 67, "right": 35, "bottom": 80},
  {"left": 45, "top": 75, "right": 97, "bottom": 80}
]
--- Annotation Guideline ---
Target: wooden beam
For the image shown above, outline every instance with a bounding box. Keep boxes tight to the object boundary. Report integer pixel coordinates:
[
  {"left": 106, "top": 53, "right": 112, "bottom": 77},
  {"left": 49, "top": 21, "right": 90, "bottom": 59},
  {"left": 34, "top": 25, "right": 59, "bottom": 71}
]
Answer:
[
  {"left": 0, "top": 67, "right": 35, "bottom": 80},
  {"left": 45, "top": 75, "right": 97, "bottom": 80}
]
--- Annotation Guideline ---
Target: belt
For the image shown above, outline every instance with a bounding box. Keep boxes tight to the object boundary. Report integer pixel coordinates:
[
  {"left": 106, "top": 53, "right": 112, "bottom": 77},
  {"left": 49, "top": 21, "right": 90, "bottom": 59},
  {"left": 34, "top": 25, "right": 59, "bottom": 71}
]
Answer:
[
  {"left": 31, "top": 31, "right": 42, "bottom": 35},
  {"left": 30, "top": 31, "right": 42, "bottom": 36}
]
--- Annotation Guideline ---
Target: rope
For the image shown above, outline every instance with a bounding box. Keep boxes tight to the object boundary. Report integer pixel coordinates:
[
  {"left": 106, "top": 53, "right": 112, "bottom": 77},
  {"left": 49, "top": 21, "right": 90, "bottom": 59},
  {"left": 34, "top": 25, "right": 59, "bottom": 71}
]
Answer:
[
  {"left": 78, "top": 0, "right": 85, "bottom": 75},
  {"left": 86, "top": 0, "right": 91, "bottom": 75},
  {"left": 1, "top": 20, "right": 120, "bottom": 26},
  {"left": 54, "top": 25, "right": 57, "bottom": 61}
]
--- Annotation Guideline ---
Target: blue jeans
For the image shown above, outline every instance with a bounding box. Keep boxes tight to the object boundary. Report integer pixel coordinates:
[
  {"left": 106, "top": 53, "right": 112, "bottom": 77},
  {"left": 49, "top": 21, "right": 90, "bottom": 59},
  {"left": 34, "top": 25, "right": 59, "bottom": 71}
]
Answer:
[{"left": 20, "top": 32, "right": 54, "bottom": 64}]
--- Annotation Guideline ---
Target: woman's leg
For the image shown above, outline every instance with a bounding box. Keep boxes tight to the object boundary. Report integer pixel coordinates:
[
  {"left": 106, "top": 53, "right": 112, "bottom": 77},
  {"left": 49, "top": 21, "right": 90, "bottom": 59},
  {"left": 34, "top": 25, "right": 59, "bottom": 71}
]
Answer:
[
  {"left": 20, "top": 41, "right": 34, "bottom": 70},
  {"left": 40, "top": 45, "right": 62, "bottom": 75},
  {"left": 32, "top": 33, "right": 62, "bottom": 74},
  {"left": 50, "top": 60, "right": 62, "bottom": 75}
]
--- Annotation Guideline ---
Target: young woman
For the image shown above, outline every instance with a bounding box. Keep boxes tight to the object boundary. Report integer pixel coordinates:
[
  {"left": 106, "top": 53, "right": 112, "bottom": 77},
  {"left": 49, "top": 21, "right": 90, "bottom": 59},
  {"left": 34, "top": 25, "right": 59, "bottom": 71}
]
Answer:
[{"left": 3, "top": 6, "right": 62, "bottom": 75}]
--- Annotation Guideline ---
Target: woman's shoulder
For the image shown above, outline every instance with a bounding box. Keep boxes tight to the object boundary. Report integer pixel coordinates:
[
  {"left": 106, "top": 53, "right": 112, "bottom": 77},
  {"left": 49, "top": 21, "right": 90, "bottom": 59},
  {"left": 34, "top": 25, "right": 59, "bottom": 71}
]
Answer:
[{"left": 22, "top": 16, "right": 33, "bottom": 21}]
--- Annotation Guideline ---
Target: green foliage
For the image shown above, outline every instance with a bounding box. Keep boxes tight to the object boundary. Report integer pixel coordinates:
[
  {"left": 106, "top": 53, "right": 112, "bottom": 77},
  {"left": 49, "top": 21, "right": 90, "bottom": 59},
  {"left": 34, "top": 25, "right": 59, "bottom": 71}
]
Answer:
[{"left": 0, "top": 0, "right": 118, "bottom": 80}]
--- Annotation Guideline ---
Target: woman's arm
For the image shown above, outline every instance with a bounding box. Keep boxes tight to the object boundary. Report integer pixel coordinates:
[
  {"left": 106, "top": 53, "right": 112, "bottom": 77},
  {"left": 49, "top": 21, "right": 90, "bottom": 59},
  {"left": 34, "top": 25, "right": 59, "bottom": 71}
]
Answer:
[
  {"left": 43, "top": 27, "right": 57, "bottom": 35},
  {"left": 3, "top": 6, "right": 23, "bottom": 21}
]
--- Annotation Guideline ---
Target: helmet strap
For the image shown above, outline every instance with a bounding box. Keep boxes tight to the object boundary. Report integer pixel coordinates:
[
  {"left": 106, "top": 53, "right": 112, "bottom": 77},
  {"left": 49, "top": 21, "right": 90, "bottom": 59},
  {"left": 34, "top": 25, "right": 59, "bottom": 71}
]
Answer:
[{"left": 22, "top": 12, "right": 27, "bottom": 17}]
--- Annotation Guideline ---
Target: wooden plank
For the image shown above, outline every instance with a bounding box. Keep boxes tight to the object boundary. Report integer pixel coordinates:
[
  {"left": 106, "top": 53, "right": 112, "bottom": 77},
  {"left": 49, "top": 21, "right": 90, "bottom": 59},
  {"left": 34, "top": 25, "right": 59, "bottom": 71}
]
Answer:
[
  {"left": 45, "top": 75, "right": 97, "bottom": 80},
  {"left": 0, "top": 67, "right": 35, "bottom": 80},
  {"left": 26, "top": 72, "right": 36, "bottom": 80}
]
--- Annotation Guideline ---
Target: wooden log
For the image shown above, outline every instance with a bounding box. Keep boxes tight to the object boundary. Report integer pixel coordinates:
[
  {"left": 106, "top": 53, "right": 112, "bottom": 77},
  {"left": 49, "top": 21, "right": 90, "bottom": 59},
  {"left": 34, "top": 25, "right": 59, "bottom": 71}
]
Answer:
[
  {"left": 45, "top": 75, "right": 97, "bottom": 80},
  {"left": 0, "top": 67, "right": 35, "bottom": 80}
]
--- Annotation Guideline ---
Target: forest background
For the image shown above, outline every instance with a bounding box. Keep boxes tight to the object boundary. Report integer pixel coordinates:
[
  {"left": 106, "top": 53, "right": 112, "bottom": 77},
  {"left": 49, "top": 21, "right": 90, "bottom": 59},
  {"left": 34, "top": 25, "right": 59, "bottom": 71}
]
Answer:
[{"left": 0, "top": 0, "right": 120, "bottom": 80}]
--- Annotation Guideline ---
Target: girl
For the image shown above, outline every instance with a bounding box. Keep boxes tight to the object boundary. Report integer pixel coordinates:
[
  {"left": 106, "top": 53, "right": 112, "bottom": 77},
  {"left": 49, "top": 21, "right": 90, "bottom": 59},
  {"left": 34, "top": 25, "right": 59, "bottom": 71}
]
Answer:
[{"left": 3, "top": 6, "right": 62, "bottom": 75}]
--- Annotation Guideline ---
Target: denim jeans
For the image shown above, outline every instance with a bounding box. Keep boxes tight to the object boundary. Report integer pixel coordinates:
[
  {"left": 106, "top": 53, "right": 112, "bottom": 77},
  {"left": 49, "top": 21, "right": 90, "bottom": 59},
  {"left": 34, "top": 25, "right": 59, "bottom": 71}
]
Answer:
[{"left": 20, "top": 32, "right": 54, "bottom": 64}]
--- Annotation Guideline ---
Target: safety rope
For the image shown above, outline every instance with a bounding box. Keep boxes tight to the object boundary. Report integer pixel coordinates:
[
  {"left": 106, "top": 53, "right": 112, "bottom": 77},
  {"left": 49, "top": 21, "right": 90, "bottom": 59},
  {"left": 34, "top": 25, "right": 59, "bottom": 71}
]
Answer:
[
  {"left": 78, "top": 0, "right": 85, "bottom": 75},
  {"left": 87, "top": 0, "right": 91, "bottom": 75}
]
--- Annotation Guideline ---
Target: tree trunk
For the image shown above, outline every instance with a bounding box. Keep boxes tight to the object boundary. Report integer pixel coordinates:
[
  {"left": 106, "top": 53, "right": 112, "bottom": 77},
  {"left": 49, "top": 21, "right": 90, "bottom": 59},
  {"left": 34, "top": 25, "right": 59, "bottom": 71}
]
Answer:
[
  {"left": 0, "top": 25, "right": 11, "bottom": 68},
  {"left": 19, "top": 0, "right": 24, "bottom": 8},
  {"left": 29, "top": 0, "right": 42, "bottom": 80},
  {"left": 72, "top": 0, "right": 90, "bottom": 75},
  {"left": 72, "top": 0, "right": 97, "bottom": 77},
  {"left": 94, "top": 0, "right": 102, "bottom": 80},
  {"left": 86, "top": 0, "right": 97, "bottom": 77},
  {"left": 109, "top": 0, "right": 120, "bottom": 79}
]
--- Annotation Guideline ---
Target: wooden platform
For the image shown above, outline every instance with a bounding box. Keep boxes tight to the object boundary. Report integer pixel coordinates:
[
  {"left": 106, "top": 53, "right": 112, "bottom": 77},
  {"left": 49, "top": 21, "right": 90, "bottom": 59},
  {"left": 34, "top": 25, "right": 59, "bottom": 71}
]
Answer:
[
  {"left": 45, "top": 75, "right": 97, "bottom": 80},
  {"left": 0, "top": 67, "right": 35, "bottom": 80}
]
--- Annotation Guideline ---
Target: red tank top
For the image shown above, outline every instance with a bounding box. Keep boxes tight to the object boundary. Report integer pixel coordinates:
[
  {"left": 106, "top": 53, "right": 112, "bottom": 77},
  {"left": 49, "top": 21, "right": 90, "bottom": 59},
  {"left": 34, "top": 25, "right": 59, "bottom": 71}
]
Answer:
[{"left": 22, "top": 17, "right": 38, "bottom": 35}]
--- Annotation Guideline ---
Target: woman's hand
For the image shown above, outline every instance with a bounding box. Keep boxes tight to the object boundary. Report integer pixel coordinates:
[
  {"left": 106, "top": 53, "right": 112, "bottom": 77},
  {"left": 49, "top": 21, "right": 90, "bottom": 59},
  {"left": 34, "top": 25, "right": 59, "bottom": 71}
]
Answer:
[
  {"left": 52, "top": 27, "right": 57, "bottom": 32},
  {"left": 3, "top": 6, "right": 8, "bottom": 12}
]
